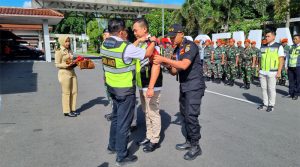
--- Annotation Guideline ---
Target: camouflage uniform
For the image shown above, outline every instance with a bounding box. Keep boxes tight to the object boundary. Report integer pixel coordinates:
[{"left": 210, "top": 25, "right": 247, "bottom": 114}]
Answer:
[
  {"left": 251, "top": 47, "right": 260, "bottom": 78},
  {"left": 164, "top": 45, "right": 174, "bottom": 59},
  {"left": 213, "top": 46, "right": 225, "bottom": 80},
  {"left": 225, "top": 46, "right": 239, "bottom": 82},
  {"left": 237, "top": 46, "right": 244, "bottom": 78},
  {"left": 241, "top": 47, "right": 256, "bottom": 87},
  {"left": 203, "top": 46, "right": 214, "bottom": 78}
]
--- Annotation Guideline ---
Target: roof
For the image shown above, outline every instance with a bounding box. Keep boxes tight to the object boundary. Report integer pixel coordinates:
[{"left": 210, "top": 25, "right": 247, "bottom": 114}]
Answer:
[
  {"left": 0, "top": 24, "right": 53, "bottom": 31},
  {"left": 0, "top": 7, "right": 64, "bottom": 25},
  {"left": 0, "top": 7, "right": 64, "bottom": 18}
]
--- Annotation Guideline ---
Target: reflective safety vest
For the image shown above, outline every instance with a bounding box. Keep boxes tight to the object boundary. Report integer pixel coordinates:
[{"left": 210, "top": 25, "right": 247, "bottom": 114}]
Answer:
[
  {"left": 100, "top": 37, "right": 136, "bottom": 96},
  {"left": 136, "top": 43, "right": 147, "bottom": 88},
  {"left": 260, "top": 42, "right": 281, "bottom": 72},
  {"left": 289, "top": 45, "right": 300, "bottom": 67}
]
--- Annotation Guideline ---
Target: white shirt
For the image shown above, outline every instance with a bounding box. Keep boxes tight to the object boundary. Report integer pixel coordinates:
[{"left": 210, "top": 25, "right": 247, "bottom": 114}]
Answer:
[
  {"left": 259, "top": 41, "right": 285, "bottom": 75},
  {"left": 111, "top": 36, "right": 146, "bottom": 64}
]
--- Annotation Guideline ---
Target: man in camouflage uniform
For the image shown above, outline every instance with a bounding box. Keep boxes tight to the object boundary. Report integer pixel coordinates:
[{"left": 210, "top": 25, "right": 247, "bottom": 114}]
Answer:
[
  {"left": 212, "top": 39, "right": 225, "bottom": 83},
  {"left": 241, "top": 39, "right": 256, "bottom": 89},
  {"left": 203, "top": 39, "right": 214, "bottom": 81},
  {"left": 251, "top": 41, "right": 260, "bottom": 82},
  {"left": 237, "top": 41, "right": 244, "bottom": 79},
  {"left": 279, "top": 38, "right": 290, "bottom": 86},
  {"left": 164, "top": 42, "right": 173, "bottom": 59},
  {"left": 225, "top": 38, "right": 239, "bottom": 86}
]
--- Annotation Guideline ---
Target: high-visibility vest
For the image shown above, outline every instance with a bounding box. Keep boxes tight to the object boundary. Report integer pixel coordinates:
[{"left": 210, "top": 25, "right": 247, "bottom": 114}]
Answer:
[
  {"left": 100, "top": 37, "right": 136, "bottom": 96},
  {"left": 136, "top": 43, "right": 147, "bottom": 88},
  {"left": 289, "top": 45, "right": 300, "bottom": 67},
  {"left": 260, "top": 42, "right": 281, "bottom": 72}
]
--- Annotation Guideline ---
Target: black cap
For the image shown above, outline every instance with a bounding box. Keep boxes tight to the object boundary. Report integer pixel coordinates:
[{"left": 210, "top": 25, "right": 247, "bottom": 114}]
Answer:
[
  {"left": 103, "top": 28, "right": 109, "bottom": 33},
  {"left": 166, "top": 24, "right": 183, "bottom": 37}
]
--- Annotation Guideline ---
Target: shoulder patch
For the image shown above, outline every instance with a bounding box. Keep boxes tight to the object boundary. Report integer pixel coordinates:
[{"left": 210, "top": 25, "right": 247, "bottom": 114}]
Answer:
[{"left": 185, "top": 44, "right": 191, "bottom": 52}]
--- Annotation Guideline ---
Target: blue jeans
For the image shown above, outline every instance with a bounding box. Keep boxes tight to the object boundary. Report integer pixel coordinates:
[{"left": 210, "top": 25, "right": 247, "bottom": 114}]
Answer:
[{"left": 108, "top": 94, "right": 136, "bottom": 159}]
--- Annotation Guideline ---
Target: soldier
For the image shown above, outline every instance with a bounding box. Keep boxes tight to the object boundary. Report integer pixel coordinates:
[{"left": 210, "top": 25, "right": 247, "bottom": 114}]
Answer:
[
  {"left": 153, "top": 23, "right": 205, "bottom": 161},
  {"left": 225, "top": 38, "right": 239, "bottom": 86},
  {"left": 203, "top": 39, "right": 214, "bottom": 81},
  {"left": 164, "top": 41, "right": 174, "bottom": 59},
  {"left": 212, "top": 39, "right": 225, "bottom": 83},
  {"left": 237, "top": 41, "right": 244, "bottom": 79},
  {"left": 279, "top": 38, "right": 290, "bottom": 86},
  {"left": 251, "top": 41, "right": 260, "bottom": 82},
  {"left": 240, "top": 39, "right": 256, "bottom": 89}
]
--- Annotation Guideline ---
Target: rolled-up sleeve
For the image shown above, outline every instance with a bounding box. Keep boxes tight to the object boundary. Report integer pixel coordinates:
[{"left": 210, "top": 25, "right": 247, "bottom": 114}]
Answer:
[{"left": 278, "top": 46, "right": 285, "bottom": 57}]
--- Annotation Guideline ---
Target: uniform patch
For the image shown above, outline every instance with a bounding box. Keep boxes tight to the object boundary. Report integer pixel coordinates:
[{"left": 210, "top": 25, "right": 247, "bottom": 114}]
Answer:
[
  {"left": 185, "top": 44, "right": 191, "bottom": 52},
  {"left": 180, "top": 48, "right": 185, "bottom": 55},
  {"left": 102, "top": 57, "right": 116, "bottom": 68}
]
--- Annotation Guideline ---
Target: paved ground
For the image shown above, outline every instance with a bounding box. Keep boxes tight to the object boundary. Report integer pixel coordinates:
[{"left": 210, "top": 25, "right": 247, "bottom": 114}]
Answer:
[{"left": 0, "top": 60, "right": 299, "bottom": 167}]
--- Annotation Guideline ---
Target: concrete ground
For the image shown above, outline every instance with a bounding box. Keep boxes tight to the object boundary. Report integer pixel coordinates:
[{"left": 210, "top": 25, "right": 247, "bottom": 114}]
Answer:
[{"left": 0, "top": 60, "right": 299, "bottom": 167}]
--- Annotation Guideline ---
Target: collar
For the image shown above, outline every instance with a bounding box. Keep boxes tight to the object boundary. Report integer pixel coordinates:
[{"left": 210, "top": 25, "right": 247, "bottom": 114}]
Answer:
[
  {"left": 268, "top": 41, "right": 275, "bottom": 46},
  {"left": 111, "top": 36, "right": 124, "bottom": 41}
]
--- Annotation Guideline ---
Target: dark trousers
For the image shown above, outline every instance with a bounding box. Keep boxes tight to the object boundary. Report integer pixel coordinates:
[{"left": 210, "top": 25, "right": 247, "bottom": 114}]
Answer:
[
  {"left": 288, "top": 66, "right": 300, "bottom": 96},
  {"left": 108, "top": 94, "right": 135, "bottom": 159},
  {"left": 179, "top": 88, "right": 205, "bottom": 146}
]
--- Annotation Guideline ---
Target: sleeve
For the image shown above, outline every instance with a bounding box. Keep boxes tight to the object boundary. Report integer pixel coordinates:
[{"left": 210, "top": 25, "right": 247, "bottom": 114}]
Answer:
[
  {"left": 181, "top": 43, "right": 197, "bottom": 62},
  {"left": 124, "top": 44, "right": 146, "bottom": 60},
  {"left": 278, "top": 45, "right": 285, "bottom": 57},
  {"left": 55, "top": 50, "right": 68, "bottom": 69},
  {"left": 235, "top": 48, "right": 240, "bottom": 56}
]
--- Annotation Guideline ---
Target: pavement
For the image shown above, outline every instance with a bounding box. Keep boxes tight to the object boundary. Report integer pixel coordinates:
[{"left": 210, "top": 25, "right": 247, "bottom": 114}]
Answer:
[{"left": 0, "top": 60, "right": 299, "bottom": 167}]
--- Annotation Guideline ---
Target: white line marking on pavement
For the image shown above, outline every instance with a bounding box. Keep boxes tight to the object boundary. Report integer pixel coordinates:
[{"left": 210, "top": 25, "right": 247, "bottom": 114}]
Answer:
[
  {"left": 205, "top": 90, "right": 260, "bottom": 106},
  {"left": 0, "top": 95, "right": 2, "bottom": 112}
]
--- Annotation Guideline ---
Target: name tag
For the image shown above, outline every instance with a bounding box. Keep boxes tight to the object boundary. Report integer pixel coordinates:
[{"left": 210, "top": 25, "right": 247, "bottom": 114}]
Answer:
[{"left": 102, "top": 57, "right": 116, "bottom": 68}]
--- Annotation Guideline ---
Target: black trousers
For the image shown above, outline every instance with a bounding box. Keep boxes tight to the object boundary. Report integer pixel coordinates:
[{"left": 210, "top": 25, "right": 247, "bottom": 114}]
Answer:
[
  {"left": 108, "top": 94, "right": 135, "bottom": 159},
  {"left": 179, "top": 88, "right": 205, "bottom": 146},
  {"left": 288, "top": 66, "right": 300, "bottom": 96}
]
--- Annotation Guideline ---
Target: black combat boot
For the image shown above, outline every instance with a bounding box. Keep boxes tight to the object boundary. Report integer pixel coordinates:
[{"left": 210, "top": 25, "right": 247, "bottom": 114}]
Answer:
[
  {"left": 176, "top": 141, "right": 191, "bottom": 151},
  {"left": 183, "top": 145, "right": 202, "bottom": 160}
]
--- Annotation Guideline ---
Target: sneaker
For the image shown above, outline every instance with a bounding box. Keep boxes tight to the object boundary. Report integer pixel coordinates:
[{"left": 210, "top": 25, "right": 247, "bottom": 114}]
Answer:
[
  {"left": 257, "top": 105, "right": 267, "bottom": 110},
  {"left": 266, "top": 106, "right": 274, "bottom": 112}
]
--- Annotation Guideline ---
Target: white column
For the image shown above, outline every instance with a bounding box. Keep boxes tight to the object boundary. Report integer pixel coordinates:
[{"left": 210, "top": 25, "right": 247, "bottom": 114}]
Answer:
[
  {"left": 43, "top": 19, "right": 51, "bottom": 62},
  {"left": 73, "top": 36, "right": 77, "bottom": 53}
]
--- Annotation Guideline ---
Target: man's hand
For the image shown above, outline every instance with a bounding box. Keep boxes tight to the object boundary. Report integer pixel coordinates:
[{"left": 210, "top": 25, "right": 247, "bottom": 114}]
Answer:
[
  {"left": 137, "top": 36, "right": 148, "bottom": 43},
  {"left": 276, "top": 72, "right": 281, "bottom": 79},
  {"left": 146, "top": 88, "right": 154, "bottom": 98},
  {"left": 153, "top": 55, "right": 165, "bottom": 64},
  {"left": 149, "top": 36, "right": 157, "bottom": 42}
]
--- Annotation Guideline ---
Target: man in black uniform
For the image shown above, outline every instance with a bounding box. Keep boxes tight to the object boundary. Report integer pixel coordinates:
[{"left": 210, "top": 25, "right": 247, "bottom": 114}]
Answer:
[{"left": 153, "top": 24, "right": 205, "bottom": 160}]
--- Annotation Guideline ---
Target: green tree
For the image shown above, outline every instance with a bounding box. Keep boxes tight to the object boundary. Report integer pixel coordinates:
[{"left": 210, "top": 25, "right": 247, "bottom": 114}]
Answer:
[
  {"left": 144, "top": 9, "right": 174, "bottom": 37},
  {"left": 87, "top": 19, "right": 103, "bottom": 49}
]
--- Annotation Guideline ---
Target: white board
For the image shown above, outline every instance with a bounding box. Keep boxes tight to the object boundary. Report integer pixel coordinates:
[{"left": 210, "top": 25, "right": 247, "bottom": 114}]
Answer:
[
  {"left": 275, "top": 28, "right": 293, "bottom": 46},
  {"left": 248, "top": 30, "right": 263, "bottom": 49},
  {"left": 194, "top": 34, "right": 211, "bottom": 44},
  {"left": 212, "top": 33, "right": 231, "bottom": 47},
  {"left": 232, "top": 31, "right": 245, "bottom": 47}
]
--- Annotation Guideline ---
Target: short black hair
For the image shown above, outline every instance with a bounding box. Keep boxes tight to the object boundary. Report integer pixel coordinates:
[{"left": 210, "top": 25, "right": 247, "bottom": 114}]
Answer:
[
  {"left": 293, "top": 34, "right": 300, "bottom": 38},
  {"left": 133, "top": 18, "right": 149, "bottom": 32},
  {"left": 265, "top": 27, "right": 276, "bottom": 36},
  {"left": 108, "top": 18, "right": 126, "bottom": 35}
]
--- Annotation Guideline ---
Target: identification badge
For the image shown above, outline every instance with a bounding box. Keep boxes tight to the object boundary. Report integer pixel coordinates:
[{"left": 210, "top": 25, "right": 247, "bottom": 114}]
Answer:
[
  {"left": 185, "top": 44, "right": 191, "bottom": 52},
  {"left": 102, "top": 57, "right": 116, "bottom": 68}
]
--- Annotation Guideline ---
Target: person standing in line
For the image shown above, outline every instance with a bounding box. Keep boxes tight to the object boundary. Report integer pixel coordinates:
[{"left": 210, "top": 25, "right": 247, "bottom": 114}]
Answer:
[
  {"left": 287, "top": 34, "right": 300, "bottom": 100},
  {"left": 257, "top": 28, "right": 285, "bottom": 112}
]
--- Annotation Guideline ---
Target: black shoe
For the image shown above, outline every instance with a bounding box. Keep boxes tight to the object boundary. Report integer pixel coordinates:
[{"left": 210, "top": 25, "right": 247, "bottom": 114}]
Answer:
[
  {"left": 266, "top": 106, "right": 274, "bottom": 112},
  {"left": 245, "top": 83, "right": 250, "bottom": 89},
  {"left": 143, "top": 142, "right": 160, "bottom": 153},
  {"left": 292, "top": 96, "right": 298, "bottom": 100},
  {"left": 116, "top": 155, "right": 138, "bottom": 167},
  {"left": 107, "top": 146, "right": 116, "bottom": 154},
  {"left": 137, "top": 138, "right": 150, "bottom": 146},
  {"left": 183, "top": 145, "right": 202, "bottom": 161},
  {"left": 206, "top": 77, "right": 211, "bottom": 81},
  {"left": 229, "top": 80, "right": 234, "bottom": 87},
  {"left": 71, "top": 111, "right": 80, "bottom": 115},
  {"left": 257, "top": 105, "right": 267, "bottom": 110},
  {"left": 104, "top": 113, "right": 112, "bottom": 121},
  {"left": 240, "top": 83, "right": 246, "bottom": 88},
  {"left": 176, "top": 141, "right": 191, "bottom": 151},
  {"left": 64, "top": 112, "right": 77, "bottom": 117},
  {"left": 130, "top": 125, "right": 137, "bottom": 132},
  {"left": 216, "top": 78, "right": 221, "bottom": 84}
]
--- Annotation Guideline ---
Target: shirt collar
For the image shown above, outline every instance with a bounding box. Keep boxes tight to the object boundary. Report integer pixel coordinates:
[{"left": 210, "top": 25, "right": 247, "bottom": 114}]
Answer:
[
  {"left": 268, "top": 41, "right": 275, "bottom": 46},
  {"left": 110, "top": 36, "right": 124, "bottom": 41}
]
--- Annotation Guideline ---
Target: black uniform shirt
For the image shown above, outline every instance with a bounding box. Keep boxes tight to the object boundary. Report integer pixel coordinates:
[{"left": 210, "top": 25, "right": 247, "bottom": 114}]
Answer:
[{"left": 174, "top": 39, "right": 205, "bottom": 92}]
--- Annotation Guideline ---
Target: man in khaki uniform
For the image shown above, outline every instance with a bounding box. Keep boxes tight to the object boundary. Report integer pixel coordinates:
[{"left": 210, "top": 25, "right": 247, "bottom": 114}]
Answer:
[{"left": 55, "top": 35, "right": 79, "bottom": 117}]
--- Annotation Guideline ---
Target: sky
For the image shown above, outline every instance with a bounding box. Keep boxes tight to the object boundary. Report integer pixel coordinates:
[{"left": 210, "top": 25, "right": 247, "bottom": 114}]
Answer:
[{"left": 0, "top": 0, "right": 184, "bottom": 8}]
